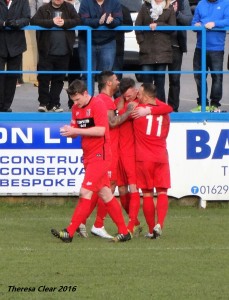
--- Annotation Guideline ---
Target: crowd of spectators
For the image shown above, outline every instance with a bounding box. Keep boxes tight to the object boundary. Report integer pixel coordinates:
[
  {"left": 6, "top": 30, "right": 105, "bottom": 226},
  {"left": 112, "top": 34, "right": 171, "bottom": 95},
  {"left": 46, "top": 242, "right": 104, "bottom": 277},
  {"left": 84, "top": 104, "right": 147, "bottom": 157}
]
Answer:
[{"left": 0, "top": 0, "right": 229, "bottom": 113}]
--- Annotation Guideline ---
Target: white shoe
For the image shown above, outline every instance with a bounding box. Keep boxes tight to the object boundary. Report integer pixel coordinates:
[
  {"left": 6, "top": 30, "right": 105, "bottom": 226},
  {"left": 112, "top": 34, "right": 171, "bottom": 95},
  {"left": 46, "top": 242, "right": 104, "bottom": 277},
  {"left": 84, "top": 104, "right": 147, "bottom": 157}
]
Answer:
[
  {"left": 153, "top": 224, "right": 162, "bottom": 239},
  {"left": 50, "top": 105, "right": 64, "bottom": 112},
  {"left": 91, "top": 225, "right": 113, "bottom": 239},
  {"left": 76, "top": 223, "right": 88, "bottom": 238},
  {"left": 145, "top": 232, "right": 154, "bottom": 239},
  {"left": 38, "top": 105, "right": 48, "bottom": 112}
]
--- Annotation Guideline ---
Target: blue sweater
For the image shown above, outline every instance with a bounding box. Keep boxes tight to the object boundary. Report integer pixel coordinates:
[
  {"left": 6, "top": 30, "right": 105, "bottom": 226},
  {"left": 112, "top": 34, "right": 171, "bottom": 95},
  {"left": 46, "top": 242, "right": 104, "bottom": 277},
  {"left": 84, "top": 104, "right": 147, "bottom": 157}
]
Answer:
[
  {"left": 192, "top": 0, "right": 229, "bottom": 50},
  {"left": 79, "top": 0, "right": 123, "bottom": 45}
]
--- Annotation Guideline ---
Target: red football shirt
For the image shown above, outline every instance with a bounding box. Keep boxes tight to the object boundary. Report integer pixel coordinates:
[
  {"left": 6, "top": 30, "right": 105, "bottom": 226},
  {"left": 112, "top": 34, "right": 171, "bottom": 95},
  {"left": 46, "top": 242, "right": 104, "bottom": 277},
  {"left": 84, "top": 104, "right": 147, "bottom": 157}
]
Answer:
[
  {"left": 114, "top": 97, "right": 136, "bottom": 158},
  {"left": 71, "top": 96, "right": 111, "bottom": 163},
  {"left": 133, "top": 102, "right": 170, "bottom": 163},
  {"left": 97, "top": 93, "right": 119, "bottom": 154}
]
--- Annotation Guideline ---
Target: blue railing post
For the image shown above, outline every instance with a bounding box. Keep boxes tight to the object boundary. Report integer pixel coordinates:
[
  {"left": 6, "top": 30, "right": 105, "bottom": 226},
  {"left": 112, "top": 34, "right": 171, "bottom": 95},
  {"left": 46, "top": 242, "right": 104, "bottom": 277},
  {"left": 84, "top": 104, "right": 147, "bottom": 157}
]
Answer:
[
  {"left": 201, "top": 27, "right": 207, "bottom": 112},
  {"left": 86, "top": 27, "right": 93, "bottom": 95}
]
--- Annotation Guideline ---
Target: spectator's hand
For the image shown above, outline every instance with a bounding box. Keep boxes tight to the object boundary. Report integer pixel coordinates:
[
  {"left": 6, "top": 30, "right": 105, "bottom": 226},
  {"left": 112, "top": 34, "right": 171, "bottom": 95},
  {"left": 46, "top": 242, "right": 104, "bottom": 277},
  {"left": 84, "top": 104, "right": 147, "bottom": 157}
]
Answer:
[
  {"left": 53, "top": 17, "right": 64, "bottom": 27},
  {"left": 149, "top": 23, "right": 157, "bottom": 31},
  {"left": 99, "top": 13, "right": 106, "bottom": 25},
  {"left": 205, "top": 22, "right": 215, "bottom": 30},
  {"left": 131, "top": 106, "right": 151, "bottom": 119},
  {"left": 194, "top": 22, "right": 201, "bottom": 27},
  {"left": 106, "top": 13, "right": 113, "bottom": 24},
  {"left": 5, "top": 19, "right": 20, "bottom": 30},
  {"left": 172, "top": 1, "right": 178, "bottom": 12}
]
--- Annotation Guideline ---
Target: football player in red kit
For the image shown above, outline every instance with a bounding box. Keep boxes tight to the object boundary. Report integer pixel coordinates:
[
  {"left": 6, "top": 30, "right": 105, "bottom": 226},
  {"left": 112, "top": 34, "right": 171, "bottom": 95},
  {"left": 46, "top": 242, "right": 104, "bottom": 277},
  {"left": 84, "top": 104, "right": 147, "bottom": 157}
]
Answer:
[
  {"left": 132, "top": 83, "right": 172, "bottom": 239},
  {"left": 90, "top": 71, "right": 134, "bottom": 238},
  {"left": 114, "top": 78, "right": 141, "bottom": 236},
  {"left": 51, "top": 79, "right": 132, "bottom": 243}
]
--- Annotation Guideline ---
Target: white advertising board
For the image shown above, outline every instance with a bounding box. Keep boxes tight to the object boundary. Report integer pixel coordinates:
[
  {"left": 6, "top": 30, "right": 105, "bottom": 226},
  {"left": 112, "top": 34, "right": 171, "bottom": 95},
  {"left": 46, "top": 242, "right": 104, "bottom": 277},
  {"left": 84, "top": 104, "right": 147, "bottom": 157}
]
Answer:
[
  {"left": 168, "top": 122, "right": 229, "bottom": 201},
  {"left": 0, "top": 121, "right": 84, "bottom": 195},
  {"left": 0, "top": 118, "right": 229, "bottom": 200}
]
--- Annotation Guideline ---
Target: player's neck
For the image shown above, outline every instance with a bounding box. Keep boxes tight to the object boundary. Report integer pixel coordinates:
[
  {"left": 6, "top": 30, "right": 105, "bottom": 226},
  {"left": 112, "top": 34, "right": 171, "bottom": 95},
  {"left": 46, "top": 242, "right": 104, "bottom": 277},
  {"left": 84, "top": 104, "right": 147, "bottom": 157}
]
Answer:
[
  {"left": 100, "top": 88, "right": 113, "bottom": 98},
  {"left": 143, "top": 96, "right": 156, "bottom": 106},
  {"left": 84, "top": 95, "right": 93, "bottom": 106}
]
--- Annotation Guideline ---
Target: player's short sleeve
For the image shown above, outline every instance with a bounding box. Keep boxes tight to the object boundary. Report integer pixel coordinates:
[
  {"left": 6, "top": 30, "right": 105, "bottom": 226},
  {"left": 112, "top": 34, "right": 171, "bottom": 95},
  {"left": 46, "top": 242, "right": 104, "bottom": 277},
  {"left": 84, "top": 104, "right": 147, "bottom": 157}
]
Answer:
[{"left": 92, "top": 98, "right": 108, "bottom": 127}]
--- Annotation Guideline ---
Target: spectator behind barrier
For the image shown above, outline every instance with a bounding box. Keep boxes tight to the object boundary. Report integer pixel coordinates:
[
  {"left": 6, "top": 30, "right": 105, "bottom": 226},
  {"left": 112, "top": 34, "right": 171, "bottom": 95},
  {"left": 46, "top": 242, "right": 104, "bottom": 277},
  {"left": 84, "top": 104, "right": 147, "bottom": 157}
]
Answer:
[
  {"left": 30, "top": 0, "right": 81, "bottom": 112},
  {"left": 0, "top": 0, "right": 30, "bottom": 112},
  {"left": 78, "top": 0, "right": 123, "bottom": 95}
]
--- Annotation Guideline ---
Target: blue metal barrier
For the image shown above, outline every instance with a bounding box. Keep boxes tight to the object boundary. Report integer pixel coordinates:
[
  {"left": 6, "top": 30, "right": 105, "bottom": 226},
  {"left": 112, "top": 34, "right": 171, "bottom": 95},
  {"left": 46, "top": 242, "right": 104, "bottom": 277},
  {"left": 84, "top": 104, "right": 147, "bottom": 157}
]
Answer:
[{"left": 1, "top": 25, "right": 229, "bottom": 120}]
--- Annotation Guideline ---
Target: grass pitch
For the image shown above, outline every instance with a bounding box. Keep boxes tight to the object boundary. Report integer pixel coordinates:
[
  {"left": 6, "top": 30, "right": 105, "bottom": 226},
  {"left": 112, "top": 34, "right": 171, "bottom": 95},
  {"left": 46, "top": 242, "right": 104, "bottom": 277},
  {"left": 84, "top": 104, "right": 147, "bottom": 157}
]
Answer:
[{"left": 0, "top": 200, "right": 228, "bottom": 300}]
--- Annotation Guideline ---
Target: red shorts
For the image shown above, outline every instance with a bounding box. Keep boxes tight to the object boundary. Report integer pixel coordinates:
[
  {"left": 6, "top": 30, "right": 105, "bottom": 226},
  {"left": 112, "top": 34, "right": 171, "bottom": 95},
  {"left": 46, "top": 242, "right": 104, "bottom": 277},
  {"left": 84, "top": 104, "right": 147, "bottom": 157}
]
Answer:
[
  {"left": 136, "top": 161, "right": 170, "bottom": 190},
  {"left": 117, "top": 156, "right": 137, "bottom": 186},
  {"left": 82, "top": 160, "right": 111, "bottom": 192}
]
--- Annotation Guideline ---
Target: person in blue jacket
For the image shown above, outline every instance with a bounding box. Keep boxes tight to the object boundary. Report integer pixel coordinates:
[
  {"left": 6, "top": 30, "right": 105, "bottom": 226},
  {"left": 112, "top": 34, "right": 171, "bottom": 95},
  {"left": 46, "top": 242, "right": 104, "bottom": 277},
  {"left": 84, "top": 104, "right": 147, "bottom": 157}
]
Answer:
[
  {"left": 191, "top": 0, "right": 229, "bottom": 112},
  {"left": 78, "top": 0, "right": 123, "bottom": 94}
]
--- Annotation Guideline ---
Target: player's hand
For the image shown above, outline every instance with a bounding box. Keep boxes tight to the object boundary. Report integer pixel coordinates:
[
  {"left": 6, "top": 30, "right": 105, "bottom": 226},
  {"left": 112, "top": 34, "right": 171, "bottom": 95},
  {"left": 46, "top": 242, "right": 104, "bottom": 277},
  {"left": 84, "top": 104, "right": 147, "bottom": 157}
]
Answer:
[
  {"left": 131, "top": 106, "right": 151, "bottom": 119},
  {"left": 126, "top": 101, "right": 137, "bottom": 114},
  {"left": 60, "top": 125, "right": 75, "bottom": 137}
]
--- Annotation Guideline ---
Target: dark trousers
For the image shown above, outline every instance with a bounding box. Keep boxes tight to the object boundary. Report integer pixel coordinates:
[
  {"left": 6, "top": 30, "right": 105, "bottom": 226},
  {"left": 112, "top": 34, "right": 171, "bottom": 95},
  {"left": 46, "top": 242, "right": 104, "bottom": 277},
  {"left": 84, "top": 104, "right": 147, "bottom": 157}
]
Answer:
[
  {"left": 193, "top": 48, "right": 224, "bottom": 107},
  {"left": 168, "top": 47, "right": 183, "bottom": 112},
  {"left": 141, "top": 63, "right": 167, "bottom": 102},
  {"left": 0, "top": 54, "right": 22, "bottom": 111},
  {"left": 37, "top": 54, "right": 70, "bottom": 109},
  {"left": 79, "top": 39, "right": 116, "bottom": 95},
  {"left": 113, "top": 54, "right": 124, "bottom": 81}
]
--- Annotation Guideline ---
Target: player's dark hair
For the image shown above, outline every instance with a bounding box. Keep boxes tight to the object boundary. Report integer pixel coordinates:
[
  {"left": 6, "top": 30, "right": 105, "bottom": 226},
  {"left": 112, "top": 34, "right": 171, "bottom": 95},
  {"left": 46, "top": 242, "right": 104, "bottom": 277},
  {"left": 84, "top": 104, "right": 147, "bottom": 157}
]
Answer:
[
  {"left": 141, "top": 83, "right": 157, "bottom": 98},
  {"left": 119, "top": 77, "right": 136, "bottom": 94},
  {"left": 67, "top": 79, "right": 87, "bottom": 96},
  {"left": 97, "top": 70, "right": 114, "bottom": 92}
]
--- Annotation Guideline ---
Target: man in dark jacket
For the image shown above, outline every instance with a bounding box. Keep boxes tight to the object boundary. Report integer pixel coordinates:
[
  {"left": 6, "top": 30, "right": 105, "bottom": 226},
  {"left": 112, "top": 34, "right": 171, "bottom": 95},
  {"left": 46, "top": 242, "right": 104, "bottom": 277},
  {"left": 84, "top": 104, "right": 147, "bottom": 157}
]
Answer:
[
  {"left": 0, "top": 0, "right": 30, "bottom": 112},
  {"left": 31, "top": 0, "right": 81, "bottom": 112}
]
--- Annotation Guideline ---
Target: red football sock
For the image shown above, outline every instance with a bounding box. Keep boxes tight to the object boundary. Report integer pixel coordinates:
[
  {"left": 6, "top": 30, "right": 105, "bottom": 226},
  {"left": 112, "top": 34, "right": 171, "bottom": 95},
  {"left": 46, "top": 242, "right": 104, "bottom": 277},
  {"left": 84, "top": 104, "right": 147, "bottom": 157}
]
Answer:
[
  {"left": 105, "top": 197, "right": 128, "bottom": 234},
  {"left": 67, "top": 198, "right": 91, "bottom": 237},
  {"left": 135, "top": 218, "right": 141, "bottom": 226},
  {"left": 143, "top": 196, "right": 155, "bottom": 234},
  {"left": 79, "top": 192, "right": 99, "bottom": 225},
  {"left": 93, "top": 198, "right": 107, "bottom": 228},
  {"left": 119, "top": 193, "right": 130, "bottom": 214},
  {"left": 127, "top": 192, "right": 140, "bottom": 233},
  {"left": 156, "top": 193, "right": 168, "bottom": 228}
]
